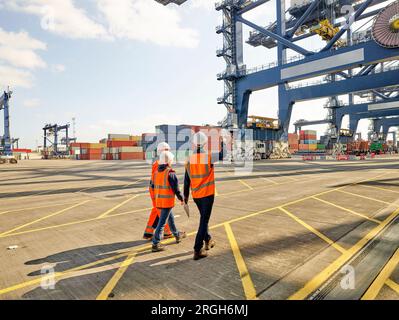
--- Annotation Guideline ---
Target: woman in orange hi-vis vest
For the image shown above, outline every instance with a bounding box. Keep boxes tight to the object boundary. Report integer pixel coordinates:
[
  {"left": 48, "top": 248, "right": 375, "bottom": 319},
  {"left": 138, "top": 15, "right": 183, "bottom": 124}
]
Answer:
[
  {"left": 184, "top": 132, "right": 217, "bottom": 261},
  {"left": 143, "top": 143, "right": 173, "bottom": 240},
  {"left": 152, "top": 151, "right": 186, "bottom": 252}
]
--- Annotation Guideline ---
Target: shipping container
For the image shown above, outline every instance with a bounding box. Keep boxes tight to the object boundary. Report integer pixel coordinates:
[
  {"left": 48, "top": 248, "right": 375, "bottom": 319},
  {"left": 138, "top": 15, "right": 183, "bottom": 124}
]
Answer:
[
  {"left": 119, "top": 152, "right": 144, "bottom": 160},
  {"left": 120, "top": 146, "right": 143, "bottom": 153}
]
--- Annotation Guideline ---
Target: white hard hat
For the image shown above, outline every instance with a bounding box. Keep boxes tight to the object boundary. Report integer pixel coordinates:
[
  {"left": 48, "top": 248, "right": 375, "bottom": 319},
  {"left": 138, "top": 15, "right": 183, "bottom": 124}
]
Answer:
[
  {"left": 159, "top": 151, "right": 174, "bottom": 165},
  {"left": 192, "top": 132, "right": 208, "bottom": 146},
  {"left": 157, "top": 142, "right": 170, "bottom": 154}
]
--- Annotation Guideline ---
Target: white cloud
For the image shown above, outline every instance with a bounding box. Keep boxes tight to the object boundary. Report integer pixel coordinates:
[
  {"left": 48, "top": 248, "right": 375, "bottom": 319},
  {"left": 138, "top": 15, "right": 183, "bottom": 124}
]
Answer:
[
  {"left": 189, "top": 0, "right": 214, "bottom": 10},
  {"left": 97, "top": 0, "right": 199, "bottom": 48},
  {"left": 0, "top": 28, "right": 46, "bottom": 88},
  {"left": 0, "top": 65, "right": 34, "bottom": 88},
  {"left": 1, "top": 0, "right": 109, "bottom": 39},
  {"left": 52, "top": 64, "right": 66, "bottom": 73},
  {"left": 1, "top": 0, "right": 199, "bottom": 48},
  {"left": 23, "top": 98, "right": 40, "bottom": 107}
]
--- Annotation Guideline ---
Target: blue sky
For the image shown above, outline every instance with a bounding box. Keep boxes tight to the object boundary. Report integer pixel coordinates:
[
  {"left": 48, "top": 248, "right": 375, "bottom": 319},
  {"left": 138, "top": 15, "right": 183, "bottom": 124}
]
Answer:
[{"left": 0, "top": 0, "right": 380, "bottom": 148}]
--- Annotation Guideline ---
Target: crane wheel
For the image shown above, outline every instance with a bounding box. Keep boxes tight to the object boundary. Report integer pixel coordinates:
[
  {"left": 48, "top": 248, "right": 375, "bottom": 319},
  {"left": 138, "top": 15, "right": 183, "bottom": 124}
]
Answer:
[
  {"left": 0, "top": 159, "right": 5, "bottom": 164},
  {"left": 10, "top": 158, "right": 18, "bottom": 164}
]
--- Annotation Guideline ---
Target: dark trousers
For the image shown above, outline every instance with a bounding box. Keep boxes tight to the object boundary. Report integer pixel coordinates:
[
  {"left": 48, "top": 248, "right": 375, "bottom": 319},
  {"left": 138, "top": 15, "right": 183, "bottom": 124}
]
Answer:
[{"left": 193, "top": 195, "right": 214, "bottom": 252}]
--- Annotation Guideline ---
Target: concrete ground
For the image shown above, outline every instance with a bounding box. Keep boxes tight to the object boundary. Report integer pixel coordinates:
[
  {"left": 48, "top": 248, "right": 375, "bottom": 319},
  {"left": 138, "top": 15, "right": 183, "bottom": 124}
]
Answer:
[{"left": 0, "top": 156, "right": 398, "bottom": 300}]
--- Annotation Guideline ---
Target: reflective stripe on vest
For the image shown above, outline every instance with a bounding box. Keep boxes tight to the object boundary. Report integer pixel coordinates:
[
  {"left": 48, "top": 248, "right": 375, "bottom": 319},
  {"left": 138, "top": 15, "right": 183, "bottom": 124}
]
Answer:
[
  {"left": 187, "top": 153, "right": 215, "bottom": 199},
  {"left": 153, "top": 168, "right": 175, "bottom": 208}
]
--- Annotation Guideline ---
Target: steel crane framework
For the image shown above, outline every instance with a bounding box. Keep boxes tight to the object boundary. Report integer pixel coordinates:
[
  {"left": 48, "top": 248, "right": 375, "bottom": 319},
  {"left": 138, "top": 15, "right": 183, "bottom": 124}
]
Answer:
[
  {"left": 0, "top": 90, "right": 12, "bottom": 156},
  {"left": 156, "top": 0, "right": 399, "bottom": 142}
]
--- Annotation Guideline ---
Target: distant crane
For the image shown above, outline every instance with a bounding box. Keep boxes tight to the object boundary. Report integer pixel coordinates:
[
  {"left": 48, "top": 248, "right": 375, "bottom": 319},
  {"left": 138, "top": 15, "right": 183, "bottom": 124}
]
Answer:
[
  {"left": 0, "top": 88, "right": 17, "bottom": 164},
  {"left": 42, "top": 123, "right": 71, "bottom": 159}
]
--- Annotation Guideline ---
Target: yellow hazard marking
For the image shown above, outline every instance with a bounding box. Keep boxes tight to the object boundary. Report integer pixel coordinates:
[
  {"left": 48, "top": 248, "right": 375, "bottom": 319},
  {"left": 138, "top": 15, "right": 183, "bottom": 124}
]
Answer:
[
  {"left": 225, "top": 223, "right": 257, "bottom": 300},
  {"left": 289, "top": 206, "right": 399, "bottom": 300},
  {"left": 336, "top": 190, "right": 391, "bottom": 205},
  {"left": 96, "top": 253, "right": 137, "bottom": 300},
  {"left": 238, "top": 179, "right": 253, "bottom": 190},
  {"left": 97, "top": 194, "right": 139, "bottom": 218},
  {"left": 278, "top": 207, "right": 346, "bottom": 254},
  {"left": 0, "top": 200, "right": 91, "bottom": 237},
  {"left": 385, "top": 279, "right": 399, "bottom": 294},
  {"left": 361, "top": 249, "right": 399, "bottom": 300},
  {"left": 0, "top": 206, "right": 151, "bottom": 239},
  {"left": 359, "top": 184, "right": 399, "bottom": 195},
  {"left": 123, "top": 178, "right": 145, "bottom": 188},
  {"left": 0, "top": 201, "right": 82, "bottom": 216},
  {"left": 215, "top": 186, "right": 219, "bottom": 197},
  {"left": 261, "top": 177, "right": 279, "bottom": 185},
  {"left": 312, "top": 196, "right": 381, "bottom": 224},
  {"left": 0, "top": 172, "right": 393, "bottom": 296}
]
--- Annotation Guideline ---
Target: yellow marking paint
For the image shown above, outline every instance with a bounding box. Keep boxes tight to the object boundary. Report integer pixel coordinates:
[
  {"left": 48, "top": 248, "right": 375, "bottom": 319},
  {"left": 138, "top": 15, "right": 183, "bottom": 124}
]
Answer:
[
  {"left": 0, "top": 201, "right": 81, "bottom": 216},
  {"left": 1, "top": 206, "right": 151, "bottom": 239},
  {"left": 336, "top": 190, "right": 390, "bottom": 205},
  {"left": 123, "top": 178, "right": 145, "bottom": 188},
  {"left": 289, "top": 206, "right": 399, "bottom": 300},
  {"left": 238, "top": 179, "right": 253, "bottom": 190},
  {"left": 278, "top": 207, "right": 346, "bottom": 254},
  {"left": 225, "top": 223, "right": 257, "bottom": 300},
  {"left": 385, "top": 279, "right": 399, "bottom": 294},
  {"left": 362, "top": 249, "right": 399, "bottom": 300},
  {"left": 215, "top": 186, "right": 219, "bottom": 197},
  {"left": 0, "top": 200, "right": 91, "bottom": 237},
  {"left": 312, "top": 196, "right": 381, "bottom": 224},
  {"left": 359, "top": 184, "right": 399, "bottom": 195},
  {"left": 96, "top": 253, "right": 137, "bottom": 300},
  {"left": 261, "top": 177, "right": 279, "bottom": 185},
  {"left": 0, "top": 172, "right": 394, "bottom": 297},
  {"left": 97, "top": 194, "right": 139, "bottom": 218}
]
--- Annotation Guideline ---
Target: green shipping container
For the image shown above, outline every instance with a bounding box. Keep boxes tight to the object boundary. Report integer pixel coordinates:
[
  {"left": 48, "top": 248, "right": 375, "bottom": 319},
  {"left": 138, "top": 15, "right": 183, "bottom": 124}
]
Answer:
[{"left": 317, "top": 144, "right": 326, "bottom": 150}]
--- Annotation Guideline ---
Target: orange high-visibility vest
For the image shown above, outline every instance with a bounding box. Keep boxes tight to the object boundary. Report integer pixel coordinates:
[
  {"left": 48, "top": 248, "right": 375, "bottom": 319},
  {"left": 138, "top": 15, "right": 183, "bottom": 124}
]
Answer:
[
  {"left": 186, "top": 153, "right": 215, "bottom": 199},
  {"left": 149, "top": 160, "right": 159, "bottom": 198},
  {"left": 153, "top": 167, "right": 175, "bottom": 208}
]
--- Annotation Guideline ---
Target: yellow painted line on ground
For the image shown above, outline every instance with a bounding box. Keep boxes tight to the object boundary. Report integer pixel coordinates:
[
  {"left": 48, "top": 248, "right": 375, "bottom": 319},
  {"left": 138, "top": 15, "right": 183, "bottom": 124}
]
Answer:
[
  {"left": 1, "top": 206, "right": 151, "bottom": 239},
  {"left": 0, "top": 200, "right": 91, "bottom": 237},
  {"left": 361, "top": 249, "right": 399, "bottom": 300},
  {"left": 0, "top": 172, "right": 394, "bottom": 297},
  {"left": 77, "top": 180, "right": 116, "bottom": 193},
  {"left": 224, "top": 223, "right": 257, "bottom": 300},
  {"left": 97, "top": 194, "right": 139, "bottom": 219},
  {"left": 123, "top": 178, "right": 145, "bottom": 188},
  {"left": 278, "top": 207, "right": 347, "bottom": 254},
  {"left": 359, "top": 184, "right": 399, "bottom": 195},
  {"left": 289, "top": 206, "right": 399, "bottom": 300},
  {"left": 96, "top": 253, "right": 137, "bottom": 300},
  {"left": 385, "top": 279, "right": 399, "bottom": 294},
  {"left": 312, "top": 196, "right": 381, "bottom": 224},
  {"left": 336, "top": 189, "right": 391, "bottom": 205},
  {"left": 238, "top": 179, "right": 254, "bottom": 190},
  {"left": 261, "top": 177, "right": 279, "bottom": 185},
  {"left": 215, "top": 186, "right": 219, "bottom": 197},
  {"left": 0, "top": 201, "right": 81, "bottom": 216}
]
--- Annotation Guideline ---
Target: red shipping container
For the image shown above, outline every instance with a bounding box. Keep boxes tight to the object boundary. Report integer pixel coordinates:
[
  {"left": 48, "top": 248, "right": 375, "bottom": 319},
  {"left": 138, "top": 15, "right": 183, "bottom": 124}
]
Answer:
[
  {"left": 119, "top": 152, "right": 144, "bottom": 160},
  {"left": 107, "top": 140, "right": 137, "bottom": 148},
  {"left": 87, "top": 154, "right": 102, "bottom": 160},
  {"left": 87, "top": 148, "right": 102, "bottom": 154}
]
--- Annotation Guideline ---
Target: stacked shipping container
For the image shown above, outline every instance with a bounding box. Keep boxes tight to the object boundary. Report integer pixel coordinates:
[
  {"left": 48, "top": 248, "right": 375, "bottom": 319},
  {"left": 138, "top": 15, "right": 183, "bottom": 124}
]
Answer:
[
  {"left": 299, "top": 130, "right": 318, "bottom": 152},
  {"left": 288, "top": 133, "right": 299, "bottom": 154}
]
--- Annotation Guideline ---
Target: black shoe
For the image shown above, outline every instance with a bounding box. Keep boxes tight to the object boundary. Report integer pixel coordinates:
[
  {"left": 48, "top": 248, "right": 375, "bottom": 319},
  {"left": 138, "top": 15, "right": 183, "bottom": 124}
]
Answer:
[
  {"left": 205, "top": 239, "right": 216, "bottom": 250},
  {"left": 193, "top": 249, "right": 208, "bottom": 260},
  {"left": 175, "top": 231, "right": 187, "bottom": 244},
  {"left": 152, "top": 244, "right": 165, "bottom": 252}
]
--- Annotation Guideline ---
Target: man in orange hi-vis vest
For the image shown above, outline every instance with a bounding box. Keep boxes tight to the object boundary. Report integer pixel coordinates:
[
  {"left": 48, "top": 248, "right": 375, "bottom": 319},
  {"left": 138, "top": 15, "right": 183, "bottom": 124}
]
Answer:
[
  {"left": 152, "top": 151, "right": 186, "bottom": 252},
  {"left": 143, "top": 142, "right": 173, "bottom": 240},
  {"left": 184, "top": 132, "right": 217, "bottom": 260}
]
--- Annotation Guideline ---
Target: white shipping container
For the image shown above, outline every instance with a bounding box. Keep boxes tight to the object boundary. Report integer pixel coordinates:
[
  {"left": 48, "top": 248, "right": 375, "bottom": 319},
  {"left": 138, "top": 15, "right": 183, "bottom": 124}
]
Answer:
[
  {"left": 109, "top": 147, "right": 120, "bottom": 153},
  {"left": 120, "top": 146, "right": 143, "bottom": 153},
  {"left": 108, "top": 134, "right": 130, "bottom": 139},
  {"left": 102, "top": 147, "right": 109, "bottom": 154}
]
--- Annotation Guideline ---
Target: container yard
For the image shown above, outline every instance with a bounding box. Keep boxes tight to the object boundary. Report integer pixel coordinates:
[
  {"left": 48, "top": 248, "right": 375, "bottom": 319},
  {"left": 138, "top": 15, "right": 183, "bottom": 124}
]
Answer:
[{"left": 1, "top": 0, "right": 399, "bottom": 311}]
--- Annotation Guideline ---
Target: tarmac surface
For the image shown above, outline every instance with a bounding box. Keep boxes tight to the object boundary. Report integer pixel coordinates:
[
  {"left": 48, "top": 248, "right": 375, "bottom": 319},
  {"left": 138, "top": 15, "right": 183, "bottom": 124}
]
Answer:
[{"left": 0, "top": 156, "right": 398, "bottom": 300}]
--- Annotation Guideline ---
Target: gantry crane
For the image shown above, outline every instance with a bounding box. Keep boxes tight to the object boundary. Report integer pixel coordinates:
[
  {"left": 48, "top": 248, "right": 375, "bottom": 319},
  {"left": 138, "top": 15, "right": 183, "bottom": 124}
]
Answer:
[
  {"left": 155, "top": 0, "right": 399, "bottom": 150},
  {"left": 42, "top": 123, "right": 71, "bottom": 159},
  {"left": 0, "top": 89, "right": 17, "bottom": 164}
]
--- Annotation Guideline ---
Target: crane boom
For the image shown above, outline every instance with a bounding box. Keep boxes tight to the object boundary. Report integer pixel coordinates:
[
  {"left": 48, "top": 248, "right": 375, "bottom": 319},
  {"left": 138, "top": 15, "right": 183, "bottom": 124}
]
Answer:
[{"left": 154, "top": 0, "right": 188, "bottom": 5}]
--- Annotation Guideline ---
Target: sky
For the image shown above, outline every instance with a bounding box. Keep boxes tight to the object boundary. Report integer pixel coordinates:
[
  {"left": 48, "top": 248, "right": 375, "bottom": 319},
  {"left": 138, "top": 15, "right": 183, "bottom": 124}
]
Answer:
[{"left": 0, "top": 0, "right": 387, "bottom": 149}]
